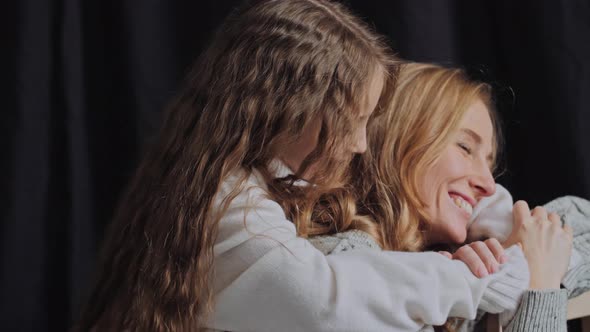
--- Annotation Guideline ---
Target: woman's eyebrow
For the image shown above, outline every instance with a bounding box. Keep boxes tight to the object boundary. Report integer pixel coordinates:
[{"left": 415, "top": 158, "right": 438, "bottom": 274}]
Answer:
[{"left": 460, "top": 128, "right": 482, "bottom": 144}]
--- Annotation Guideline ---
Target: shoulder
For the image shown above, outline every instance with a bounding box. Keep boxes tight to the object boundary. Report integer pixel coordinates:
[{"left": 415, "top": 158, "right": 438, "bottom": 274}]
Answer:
[
  {"left": 213, "top": 168, "right": 297, "bottom": 256},
  {"left": 214, "top": 168, "right": 292, "bottom": 226},
  {"left": 215, "top": 168, "right": 273, "bottom": 209}
]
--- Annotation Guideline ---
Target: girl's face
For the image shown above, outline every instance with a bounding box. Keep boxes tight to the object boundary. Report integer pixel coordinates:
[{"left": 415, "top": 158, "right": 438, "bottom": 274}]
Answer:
[
  {"left": 420, "top": 100, "right": 497, "bottom": 244},
  {"left": 282, "top": 67, "right": 384, "bottom": 174}
]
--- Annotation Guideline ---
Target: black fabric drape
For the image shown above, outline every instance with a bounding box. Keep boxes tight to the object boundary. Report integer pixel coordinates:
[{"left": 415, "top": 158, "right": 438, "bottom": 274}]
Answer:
[{"left": 3, "top": 1, "right": 589, "bottom": 331}]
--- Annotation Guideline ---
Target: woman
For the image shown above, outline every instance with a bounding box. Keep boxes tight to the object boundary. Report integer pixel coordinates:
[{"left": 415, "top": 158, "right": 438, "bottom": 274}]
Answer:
[
  {"left": 77, "top": 1, "right": 532, "bottom": 331},
  {"left": 312, "top": 62, "right": 579, "bottom": 331}
]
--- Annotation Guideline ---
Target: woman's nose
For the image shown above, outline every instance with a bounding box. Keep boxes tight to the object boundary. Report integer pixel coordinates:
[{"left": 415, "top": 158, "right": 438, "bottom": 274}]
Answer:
[{"left": 470, "top": 165, "right": 496, "bottom": 197}]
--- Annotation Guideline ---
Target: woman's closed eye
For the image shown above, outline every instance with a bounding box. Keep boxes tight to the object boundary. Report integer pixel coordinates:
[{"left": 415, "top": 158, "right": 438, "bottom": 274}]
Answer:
[{"left": 457, "top": 142, "right": 472, "bottom": 155}]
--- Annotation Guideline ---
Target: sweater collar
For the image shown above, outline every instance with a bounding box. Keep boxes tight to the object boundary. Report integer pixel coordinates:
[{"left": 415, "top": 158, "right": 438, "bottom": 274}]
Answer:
[
  {"left": 268, "top": 158, "right": 311, "bottom": 187},
  {"left": 269, "top": 158, "right": 294, "bottom": 179}
]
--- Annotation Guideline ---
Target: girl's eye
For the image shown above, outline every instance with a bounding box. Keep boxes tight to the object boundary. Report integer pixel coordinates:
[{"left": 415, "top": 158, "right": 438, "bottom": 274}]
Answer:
[{"left": 458, "top": 142, "right": 472, "bottom": 155}]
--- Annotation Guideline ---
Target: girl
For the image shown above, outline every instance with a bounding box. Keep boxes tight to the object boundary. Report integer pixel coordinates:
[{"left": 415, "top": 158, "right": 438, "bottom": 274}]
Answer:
[{"left": 78, "top": 2, "right": 530, "bottom": 331}]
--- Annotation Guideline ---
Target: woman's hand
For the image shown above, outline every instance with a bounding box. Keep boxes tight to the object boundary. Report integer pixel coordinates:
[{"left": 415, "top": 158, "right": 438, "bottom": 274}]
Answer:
[
  {"left": 439, "top": 238, "right": 507, "bottom": 278},
  {"left": 503, "top": 200, "right": 573, "bottom": 289}
]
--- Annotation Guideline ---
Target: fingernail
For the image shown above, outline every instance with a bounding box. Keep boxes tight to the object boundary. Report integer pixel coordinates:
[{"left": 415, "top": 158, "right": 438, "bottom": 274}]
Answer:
[
  {"left": 478, "top": 267, "right": 489, "bottom": 278},
  {"left": 500, "top": 255, "right": 508, "bottom": 264},
  {"left": 490, "top": 264, "right": 498, "bottom": 274}
]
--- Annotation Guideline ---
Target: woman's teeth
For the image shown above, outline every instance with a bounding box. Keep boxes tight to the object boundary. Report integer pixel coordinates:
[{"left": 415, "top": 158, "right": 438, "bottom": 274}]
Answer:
[{"left": 453, "top": 196, "right": 473, "bottom": 216}]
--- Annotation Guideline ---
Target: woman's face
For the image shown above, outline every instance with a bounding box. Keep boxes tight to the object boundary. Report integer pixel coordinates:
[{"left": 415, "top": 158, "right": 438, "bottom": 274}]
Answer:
[
  {"left": 282, "top": 67, "right": 384, "bottom": 174},
  {"left": 420, "top": 99, "right": 497, "bottom": 244}
]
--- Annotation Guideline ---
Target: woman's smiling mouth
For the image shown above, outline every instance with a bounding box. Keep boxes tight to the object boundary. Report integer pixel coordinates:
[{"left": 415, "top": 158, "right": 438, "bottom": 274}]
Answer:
[{"left": 449, "top": 192, "right": 473, "bottom": 216}]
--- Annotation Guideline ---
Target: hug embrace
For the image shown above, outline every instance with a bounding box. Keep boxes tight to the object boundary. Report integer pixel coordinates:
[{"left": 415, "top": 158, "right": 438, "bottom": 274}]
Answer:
[{"left": 75, "top": 0, "right": 590, "bottom": 331}]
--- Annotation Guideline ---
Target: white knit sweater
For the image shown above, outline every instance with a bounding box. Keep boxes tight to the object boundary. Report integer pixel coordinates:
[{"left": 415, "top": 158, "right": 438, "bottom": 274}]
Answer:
[{"left": 205, "top": 166, "right": 530, "bottom": 331}]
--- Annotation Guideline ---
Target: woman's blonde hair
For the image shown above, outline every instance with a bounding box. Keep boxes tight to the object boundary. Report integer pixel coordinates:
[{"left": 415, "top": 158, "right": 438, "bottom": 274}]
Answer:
[
  {"left": 349, "top": 62, "right": 502, "bottom": 332},
  {"left": 351, "top": 62, "right": 502, "bottom": 252},
  {"left": 76, "top": 1, "right": 397, "bottom": 331}
]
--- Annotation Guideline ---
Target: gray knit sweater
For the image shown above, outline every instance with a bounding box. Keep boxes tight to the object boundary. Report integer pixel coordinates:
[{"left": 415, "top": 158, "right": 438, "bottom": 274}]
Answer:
[{"left": 309, "top": 196, "right": 590, "bottom": 332}]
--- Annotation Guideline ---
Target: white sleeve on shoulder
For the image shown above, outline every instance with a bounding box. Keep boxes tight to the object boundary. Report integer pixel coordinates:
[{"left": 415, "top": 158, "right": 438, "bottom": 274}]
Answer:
[
  {"left": 467, "top": 184, "right": 514, "bottom": 243},
  {"left": 208, "top": 172, "right": 528, "bottom": 332}
]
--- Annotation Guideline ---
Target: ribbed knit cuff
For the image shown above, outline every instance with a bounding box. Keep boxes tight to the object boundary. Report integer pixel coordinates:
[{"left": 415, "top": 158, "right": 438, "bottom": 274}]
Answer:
[
  {"left": 504, "top": 289, "right": 568, "bottom": 332},
  {"left": 479, "top": 245, "right": 529, "bottom": 314}
]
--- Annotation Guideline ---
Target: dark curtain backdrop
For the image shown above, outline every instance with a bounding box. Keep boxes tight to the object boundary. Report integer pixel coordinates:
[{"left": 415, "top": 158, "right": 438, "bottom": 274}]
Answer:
[{"left": 3, "top": 0, "right": 590, "bottom": 331}]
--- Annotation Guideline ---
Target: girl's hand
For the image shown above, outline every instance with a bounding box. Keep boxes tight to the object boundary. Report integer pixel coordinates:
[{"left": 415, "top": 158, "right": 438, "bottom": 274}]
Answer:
[
  {"left": 503, "top": 200, "right": 573, "bottom": 289},
  {"left": 439, "top": 238, "right": 507, "bottom": 278}
]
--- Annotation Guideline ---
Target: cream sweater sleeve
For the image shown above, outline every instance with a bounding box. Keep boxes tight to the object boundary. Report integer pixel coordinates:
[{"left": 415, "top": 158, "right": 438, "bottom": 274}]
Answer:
[
  {"left": 466, "top": 186, "right": 589, "bottom": 331},
  {"left": 207, "top": 171, "right": 528, "bottom": 332},
  {"left": 467, "top": 184, "right": 514, "bottom": 243},
  {"left": 467, "top": 185, "right": 585, "bottom": 284}
]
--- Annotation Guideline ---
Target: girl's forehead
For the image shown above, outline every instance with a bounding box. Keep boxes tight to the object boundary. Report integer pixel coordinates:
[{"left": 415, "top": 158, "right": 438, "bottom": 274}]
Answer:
[{"left": 357, "top": 67, "right": 386, "bottom": 117}]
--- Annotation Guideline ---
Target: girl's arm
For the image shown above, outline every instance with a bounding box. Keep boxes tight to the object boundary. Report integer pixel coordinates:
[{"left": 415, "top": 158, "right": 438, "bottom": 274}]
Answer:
[
  {"left": 312, "top": 230, "right": 533, "bottom": 330},
  {"left": 208, "top": 171, "right": 529, "bottom": 331}
]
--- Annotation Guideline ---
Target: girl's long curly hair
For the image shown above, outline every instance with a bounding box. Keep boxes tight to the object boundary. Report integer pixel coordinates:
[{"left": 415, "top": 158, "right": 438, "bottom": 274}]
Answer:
[{"left": 75, "top": 1, "right": 397, "bottom": 331}]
